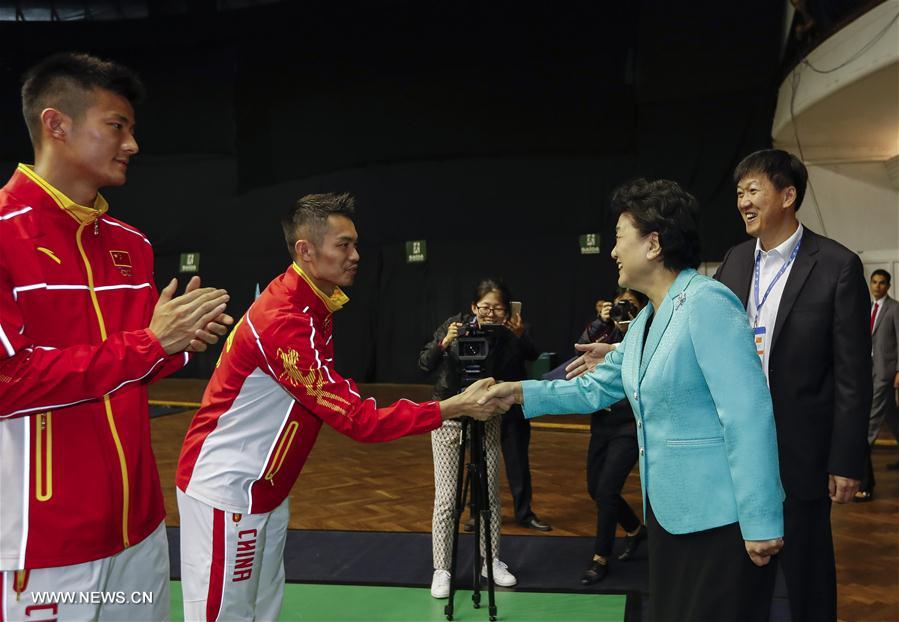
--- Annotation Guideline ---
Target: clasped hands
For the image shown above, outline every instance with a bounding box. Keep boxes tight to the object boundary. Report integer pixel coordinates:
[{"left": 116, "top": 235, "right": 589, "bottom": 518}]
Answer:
[{"left": 439, "top": 378, "right": 523, "bottom": 421}]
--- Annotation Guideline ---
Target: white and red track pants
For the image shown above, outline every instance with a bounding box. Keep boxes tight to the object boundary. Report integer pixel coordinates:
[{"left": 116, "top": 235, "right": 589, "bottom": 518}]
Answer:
[
  {"left": 0, "top": 521, "right": 169, "bottom": 622},
  {"left": 176, "top": 490, "right": 287, "bottom": 622}
]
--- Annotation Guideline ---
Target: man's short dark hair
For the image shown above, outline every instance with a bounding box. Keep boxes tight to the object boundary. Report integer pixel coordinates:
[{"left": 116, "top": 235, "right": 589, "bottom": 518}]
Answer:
[
  {"left": 281, "top": 193, "right": 356, "bottom": 258},
  {"left": 611, "top": 178, "right": 702, "bottom": 272},
  {"left": 734, "top": 149, "right": 808, "bottom": 212},
  {"left": 21, "top": 52, "right": 145, "bottom": 148},
  {"left": 871, "top": 269, "right": 892, "bottom": 284}
]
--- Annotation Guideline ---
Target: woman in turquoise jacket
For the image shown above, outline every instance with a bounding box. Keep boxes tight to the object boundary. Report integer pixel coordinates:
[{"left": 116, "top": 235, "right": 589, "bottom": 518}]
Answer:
[{"left": 480, "top": 179, "right": 785, "bottom": 622}]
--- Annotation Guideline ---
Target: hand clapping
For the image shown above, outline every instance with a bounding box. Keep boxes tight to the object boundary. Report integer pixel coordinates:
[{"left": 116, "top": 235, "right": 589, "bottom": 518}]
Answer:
[{"left": 149, "top": 276, "right": 234, "bottom": 355}]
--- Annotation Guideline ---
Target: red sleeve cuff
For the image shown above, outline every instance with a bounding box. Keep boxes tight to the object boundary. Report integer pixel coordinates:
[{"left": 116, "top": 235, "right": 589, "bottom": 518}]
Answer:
[
  {"left": 426, "top": 400, "right": 444, "bottom": 428},
  {"left": 142, "top": 328, "right": 169, "bottom": 359}
]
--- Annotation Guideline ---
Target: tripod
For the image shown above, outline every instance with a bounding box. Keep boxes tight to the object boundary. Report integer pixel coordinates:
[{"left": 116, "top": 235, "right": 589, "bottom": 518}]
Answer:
[{"left": 444, "top": 416, "right": 498, "bottom": 622}]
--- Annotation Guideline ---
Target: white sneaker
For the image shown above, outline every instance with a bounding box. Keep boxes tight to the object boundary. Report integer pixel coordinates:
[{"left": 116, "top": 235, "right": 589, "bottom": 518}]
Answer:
[
  {"left": 481, "top": 559, "right": 517, "bottom": 587},
  {"left": 431, "top": 569, "right": 451, "bottom": 598}
]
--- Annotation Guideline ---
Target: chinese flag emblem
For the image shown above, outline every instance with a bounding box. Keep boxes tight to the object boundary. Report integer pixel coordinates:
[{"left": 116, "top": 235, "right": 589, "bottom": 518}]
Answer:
[
  {"left": 109, "top": 250, "right": 133, "bottom": 276},
  {"left": 109, "top": 250, "right": 132, "bottom": 267}
]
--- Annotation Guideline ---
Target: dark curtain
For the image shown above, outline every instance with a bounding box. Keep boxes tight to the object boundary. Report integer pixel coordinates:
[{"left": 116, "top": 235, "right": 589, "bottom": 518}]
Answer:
[{"left": 0, "top": 0, "right": 785, "bottom": 382}]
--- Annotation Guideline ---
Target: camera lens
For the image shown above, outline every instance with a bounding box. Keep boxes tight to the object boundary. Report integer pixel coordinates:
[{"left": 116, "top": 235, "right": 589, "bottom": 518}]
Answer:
[{"left": 610, "top": 300, "right": 636, "bottom": 322}]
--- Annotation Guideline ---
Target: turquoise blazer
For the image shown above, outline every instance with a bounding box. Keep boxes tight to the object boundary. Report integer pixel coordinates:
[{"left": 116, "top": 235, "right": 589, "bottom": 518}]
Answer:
[{"left": 522, "top": 270, "right": 784, "bottom": 540}]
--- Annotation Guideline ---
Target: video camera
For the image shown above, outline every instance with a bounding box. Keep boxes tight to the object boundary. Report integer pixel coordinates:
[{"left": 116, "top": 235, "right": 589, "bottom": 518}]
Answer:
[{"left": 452, "top": 321, "right": 502, "bottom": 389}]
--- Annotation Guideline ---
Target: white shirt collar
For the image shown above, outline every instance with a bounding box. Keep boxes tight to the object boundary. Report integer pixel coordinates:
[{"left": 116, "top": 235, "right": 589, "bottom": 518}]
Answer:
[{"left": 755, "top": 223, "right": 803, "bottom": 261}]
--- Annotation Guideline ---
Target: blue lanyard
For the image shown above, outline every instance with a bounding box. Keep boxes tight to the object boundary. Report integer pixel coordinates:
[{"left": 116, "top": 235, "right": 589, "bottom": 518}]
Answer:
[{"left": 753, "top": 234, "right": 802, "bottom": 321}]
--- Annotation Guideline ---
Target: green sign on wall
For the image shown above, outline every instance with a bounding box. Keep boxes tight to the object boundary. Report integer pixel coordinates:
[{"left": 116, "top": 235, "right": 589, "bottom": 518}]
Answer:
[
  {"left": 406, "top": 240, "right": 427, "bottom": 263},
  {"left": 179, "top": 252, "right": 200, "bottom": 273},
  {"left": 579, "top": 234, "right": 600, "bottom": 255}
]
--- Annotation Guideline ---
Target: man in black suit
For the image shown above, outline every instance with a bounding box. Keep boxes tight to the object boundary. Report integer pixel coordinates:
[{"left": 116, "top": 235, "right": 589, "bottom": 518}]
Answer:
[{"left": 715, "top": 149, "right": 871, "bottom": 622}]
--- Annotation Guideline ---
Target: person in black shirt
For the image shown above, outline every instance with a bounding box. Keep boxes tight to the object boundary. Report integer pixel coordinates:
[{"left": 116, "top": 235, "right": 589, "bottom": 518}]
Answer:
[{"left": 580, "top": 289, "right": 648, "bottom": 584}]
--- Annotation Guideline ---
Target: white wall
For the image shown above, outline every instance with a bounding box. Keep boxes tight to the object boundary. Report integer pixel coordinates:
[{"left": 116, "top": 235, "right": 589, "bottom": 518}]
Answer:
[
  {"left": 801, "top": 160, "right": 898, "bottom": 244},
  {"left": 798, "top": 161, "right": 898, "bottom": 296},
  {"left": 772, "top": 0, "right": 899, "bottom": 148}
]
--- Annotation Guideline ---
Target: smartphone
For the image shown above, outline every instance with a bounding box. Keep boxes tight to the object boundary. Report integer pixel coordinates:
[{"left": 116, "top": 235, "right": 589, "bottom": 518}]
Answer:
[{"left": 510, "top": 301, "right": 522, "bottom": 316}]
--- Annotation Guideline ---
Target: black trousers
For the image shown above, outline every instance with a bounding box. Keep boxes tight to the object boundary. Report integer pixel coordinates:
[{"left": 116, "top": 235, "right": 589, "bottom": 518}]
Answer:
[
  {"left": 647, "top": 501, "right": 776, "bottom": 622},
  {"left": 776, "top": 496, "right": 836, "bottom": 622},
  {"left": 587, "top": 413, "right": 640, "bottom": 556},
  {"left": 860, "top": 444, "right": 876, "bottom": 493},
  {"left": 500, "top": 405, "right": 535, "bottom": 523}
]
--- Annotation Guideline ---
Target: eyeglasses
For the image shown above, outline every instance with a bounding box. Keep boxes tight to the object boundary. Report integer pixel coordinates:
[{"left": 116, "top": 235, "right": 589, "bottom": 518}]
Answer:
[{"left": 475, "top": 304, "right": 507, "bottom": 315}]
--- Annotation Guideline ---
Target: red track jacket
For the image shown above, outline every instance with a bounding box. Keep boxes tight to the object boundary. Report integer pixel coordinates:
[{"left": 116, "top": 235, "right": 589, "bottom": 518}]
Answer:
[
  {"left": 176, "top": 263, "right": 443, "bottom": 514},
  {"left": 0, "top": 165, "right": 186, "bottom": 571}
]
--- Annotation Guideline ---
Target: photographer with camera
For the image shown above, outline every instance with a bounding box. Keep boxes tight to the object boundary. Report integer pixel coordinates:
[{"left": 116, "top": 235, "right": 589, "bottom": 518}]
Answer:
[
  {"left": 419, "top": 279, "right": 539, "bottom": 598},
  {"left": 579, "top": 289, "right": 649, "bottom": 585}
]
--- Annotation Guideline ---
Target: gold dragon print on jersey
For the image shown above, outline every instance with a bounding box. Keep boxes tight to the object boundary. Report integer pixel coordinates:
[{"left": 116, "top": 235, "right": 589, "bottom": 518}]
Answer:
[{"left": 277, "top": 347, "right": 351, "bottom": 415}]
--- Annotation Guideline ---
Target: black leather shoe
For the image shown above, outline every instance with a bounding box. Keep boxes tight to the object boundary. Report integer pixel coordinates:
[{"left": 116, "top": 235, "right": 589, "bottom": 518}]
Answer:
[
  {"left": 886, "top": 460, "right": 899, "bottom": 471},
  {"left": 519, "top": 516, "right": 552, "bottom": 532},
  {"left": 580, "top": 560, "right": 609, "bottom": 585},
  {"left": 617, "top": 525, "right": 647, "bottom": 561},
  {"left": 853, "top": 490, "right": 874, "bottom": 502}
]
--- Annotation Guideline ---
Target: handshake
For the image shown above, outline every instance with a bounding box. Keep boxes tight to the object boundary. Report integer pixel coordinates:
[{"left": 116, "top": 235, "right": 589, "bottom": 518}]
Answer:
[{"left": 438, "top": 378, "right": 524, "bottom": 421}]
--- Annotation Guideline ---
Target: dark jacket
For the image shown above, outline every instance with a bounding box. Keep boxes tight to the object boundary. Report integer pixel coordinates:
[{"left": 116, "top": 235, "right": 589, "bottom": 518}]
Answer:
[
  {"left": 715, "top": 227, "right": 872, "bottom": 498},
  {"left": 418, "top": 313, "right": 539, "bottom": 400},
  {"left": 579, "top": 321, "right": 635, "bottom": 427}
]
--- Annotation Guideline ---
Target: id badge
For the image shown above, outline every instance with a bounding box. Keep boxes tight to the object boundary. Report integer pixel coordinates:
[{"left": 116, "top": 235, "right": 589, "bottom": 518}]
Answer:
[{"left": 753, "top": 326, "right": 766, "bottom": 362}]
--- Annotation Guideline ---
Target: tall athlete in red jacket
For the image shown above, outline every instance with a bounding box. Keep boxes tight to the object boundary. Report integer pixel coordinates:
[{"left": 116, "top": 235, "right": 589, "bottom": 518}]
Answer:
[
  {"left": 176, "top": 193, "right": 501, "bottom": 621},
  {"left": 0, "top": 53, "right": 233, "bottom": 621}
]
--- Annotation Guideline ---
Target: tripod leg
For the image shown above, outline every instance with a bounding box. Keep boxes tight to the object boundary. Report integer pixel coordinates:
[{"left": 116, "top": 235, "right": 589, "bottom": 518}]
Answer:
[
  {"left": 470, "top": 421, "right": 484, "bottom": 609},
  {"left": 477, "top": 420, "right": 498, "bottom": 621},
  {"left": 444, "top": 420, "right": 469, "bottom": 621}
]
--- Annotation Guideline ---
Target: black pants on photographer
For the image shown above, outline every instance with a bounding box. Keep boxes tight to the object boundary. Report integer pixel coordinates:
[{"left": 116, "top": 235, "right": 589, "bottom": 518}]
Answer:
[{"left": 500, "top": 405, "right": 537, "bottom": 524}]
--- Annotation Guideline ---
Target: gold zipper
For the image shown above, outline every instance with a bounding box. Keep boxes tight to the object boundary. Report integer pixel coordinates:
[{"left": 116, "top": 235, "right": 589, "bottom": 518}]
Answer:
[
  {"left": 13, "top": 569, "right": 29, "bottom": 602},
  {"left": 35, "top": 412, "right": 53, "bottom": 501},
  {"left": 74, "top": 221, "right": 131, "bottom": 548},
  {"left": 263, "top": 421, "right": 299, "bottom": 485}
]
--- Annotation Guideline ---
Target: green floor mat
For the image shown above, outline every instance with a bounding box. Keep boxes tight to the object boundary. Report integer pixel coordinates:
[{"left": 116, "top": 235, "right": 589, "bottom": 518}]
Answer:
[{"left": 170, "top": 581, "right": 626, "bottom": 622}]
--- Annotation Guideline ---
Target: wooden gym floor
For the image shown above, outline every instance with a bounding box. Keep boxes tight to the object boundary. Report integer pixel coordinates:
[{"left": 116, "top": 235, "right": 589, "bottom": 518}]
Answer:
[{"left": 150, "top": 379, "right": 898, "bottom": 622}]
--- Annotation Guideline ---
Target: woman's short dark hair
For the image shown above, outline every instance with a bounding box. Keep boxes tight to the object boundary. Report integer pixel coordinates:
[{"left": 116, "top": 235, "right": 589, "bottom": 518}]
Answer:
[
  {"left": 733, "top": 149, "right": 808, "bottom": 211},
  {"left": 471, "top": 278, "right": 512, "bottom": 311},
  {"left": 611, "top": 178, "right": 702, "bottom": 271}
]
